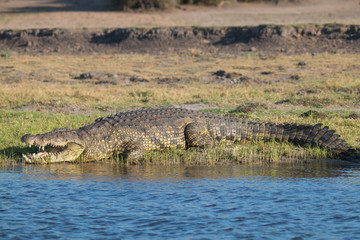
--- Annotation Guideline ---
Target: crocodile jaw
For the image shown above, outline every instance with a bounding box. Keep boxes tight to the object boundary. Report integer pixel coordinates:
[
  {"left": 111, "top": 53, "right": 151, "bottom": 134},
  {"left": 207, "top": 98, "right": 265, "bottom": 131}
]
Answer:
[
  {"left": 21, "top": 133, "right": 85, "bottom": 163},
  {"left": 22, "top": 142, "right": 85, "bottom": 163}
]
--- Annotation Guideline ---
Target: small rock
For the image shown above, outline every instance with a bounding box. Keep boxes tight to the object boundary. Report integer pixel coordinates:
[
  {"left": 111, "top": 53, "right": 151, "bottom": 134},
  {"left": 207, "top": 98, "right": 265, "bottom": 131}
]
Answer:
[
  {"left": 129, "top": 75, "right": 149, "bottom": 82},
  {"left": 347, "top": 113, "right": 360, "bottom": 119},
  {"left": 212, "top": 70, "right": 226, "bottom": 77},
  {"left": 95, "top": 80, "right": 117, "bottom": 85},
  {"left": 76, "top": 72, "right": 110, "bottom": 80},
  {"left": 225, "top": 72, "right": 243, "bottom": 79},
  {"left": 300, "top": 110, "right": 327, "bottom": 119},
  {"left": 290, "top": 75, "right": 300, "bottom": 80},
  {"left": 78, "top": 72, "right": 94, "bottom": 79},
  {"left": 231, "top": 102, "right": 267, "bottom": 114},
  {"left": 109, "top": 74, "right": 119, "bottom": 79},
  {"left": 275, "top": 99, "right": 290, "bottom": 105},
  {"left": 211, "top": 70, "right": 256, "bottom": 84},
  {"left": 296, "top": 91, "right": 305, "bottom": 96},
  {"left": 261, "top": 71, "right": 273, "bottom": 75},
  {"left": 278, "top": 26, "right": 295, "bottom": 38},
  {"left": 298, "top": 61, "right": 306, "bottom": 66}
]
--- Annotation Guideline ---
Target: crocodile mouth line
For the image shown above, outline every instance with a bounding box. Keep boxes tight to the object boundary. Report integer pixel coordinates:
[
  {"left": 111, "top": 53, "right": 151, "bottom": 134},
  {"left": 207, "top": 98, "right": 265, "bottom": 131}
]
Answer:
[{"left": 22, "top": 144, "right": 67, "bottom": 163}]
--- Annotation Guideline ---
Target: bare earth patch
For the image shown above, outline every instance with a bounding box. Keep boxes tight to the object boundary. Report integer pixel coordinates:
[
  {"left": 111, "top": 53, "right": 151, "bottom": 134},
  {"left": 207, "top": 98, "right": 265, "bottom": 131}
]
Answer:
[{"left": 1, "top": 24, "right": 359, "bottom": 55}]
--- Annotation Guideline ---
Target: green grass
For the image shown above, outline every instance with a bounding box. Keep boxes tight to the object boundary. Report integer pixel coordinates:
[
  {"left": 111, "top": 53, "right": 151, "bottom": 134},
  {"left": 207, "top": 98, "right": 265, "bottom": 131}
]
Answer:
[
  {"left": 0, "top": 111, "right": 100, "bottom": 163},
  {"left": 138, "top": 141, "right": 332, "bottom": 166}
]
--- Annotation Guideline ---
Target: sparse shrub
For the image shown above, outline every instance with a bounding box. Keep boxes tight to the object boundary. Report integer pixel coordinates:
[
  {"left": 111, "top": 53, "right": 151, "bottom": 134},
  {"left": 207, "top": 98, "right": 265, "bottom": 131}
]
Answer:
[
  {"left": 113, "top": 0, "right": 301, "bottom": 10},
  {"left": 237, "top": 0, "right": 300, "bottom": 2},
  {"left": 114, "top": 0, "right": 227, "bottom": 10},
  {"left": 114, "top": 0, "right": 179, "bottom": 10},
  {"left": 183, "top": 0, "right": 223, "bottom": 5},
  {"left": 0, "top": 51, "right": 10, "bottom": 58}
]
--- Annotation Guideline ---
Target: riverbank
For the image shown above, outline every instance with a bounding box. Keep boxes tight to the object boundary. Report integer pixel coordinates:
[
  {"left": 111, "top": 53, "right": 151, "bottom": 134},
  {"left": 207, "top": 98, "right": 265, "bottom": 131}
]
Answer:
[
  {"left": 1, "top": 51, "right": 359, "bottom": 164},
  {"left": 1, "top": 24, "right": 360, "bottom": 55},
  {"left": 0, "top": 1, "right": 359, "bottom": 164}
]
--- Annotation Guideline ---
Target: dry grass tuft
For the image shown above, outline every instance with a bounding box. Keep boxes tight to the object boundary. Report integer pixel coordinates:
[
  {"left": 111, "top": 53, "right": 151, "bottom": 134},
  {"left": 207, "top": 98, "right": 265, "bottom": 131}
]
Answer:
[{"left": 0, "top": 52, "right": 359, "bottom": 112}]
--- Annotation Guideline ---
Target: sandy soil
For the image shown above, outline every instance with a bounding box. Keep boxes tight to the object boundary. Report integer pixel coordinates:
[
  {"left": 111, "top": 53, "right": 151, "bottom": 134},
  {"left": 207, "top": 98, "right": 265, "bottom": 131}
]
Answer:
[{"left": 0, "top": 0, "right": 359, "bottom": 29}]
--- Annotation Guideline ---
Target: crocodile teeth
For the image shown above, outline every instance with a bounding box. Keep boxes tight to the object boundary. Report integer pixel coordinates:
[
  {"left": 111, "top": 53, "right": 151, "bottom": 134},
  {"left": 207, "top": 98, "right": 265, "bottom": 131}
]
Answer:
[{"left": 22, "top": 154, "right": 31, "bottom": 163}]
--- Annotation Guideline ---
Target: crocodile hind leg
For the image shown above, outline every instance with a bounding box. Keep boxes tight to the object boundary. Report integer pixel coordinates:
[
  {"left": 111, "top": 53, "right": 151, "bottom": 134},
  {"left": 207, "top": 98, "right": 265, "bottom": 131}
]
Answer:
[{"left": 184, "top": 122, "right": 214, "bottom": 148}]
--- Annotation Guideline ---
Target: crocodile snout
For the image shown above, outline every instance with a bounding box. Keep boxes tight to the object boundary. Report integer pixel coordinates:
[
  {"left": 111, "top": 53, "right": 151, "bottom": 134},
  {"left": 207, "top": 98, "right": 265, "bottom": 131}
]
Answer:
[{"left": 21, "top": 134, "right": 36, "bottom": 144}]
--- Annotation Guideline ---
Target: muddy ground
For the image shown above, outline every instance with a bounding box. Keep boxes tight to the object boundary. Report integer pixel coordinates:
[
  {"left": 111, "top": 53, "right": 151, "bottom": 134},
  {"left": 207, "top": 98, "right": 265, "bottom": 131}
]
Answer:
[{"left": 1, "top": 24, "right": 360, "bottom": 55}]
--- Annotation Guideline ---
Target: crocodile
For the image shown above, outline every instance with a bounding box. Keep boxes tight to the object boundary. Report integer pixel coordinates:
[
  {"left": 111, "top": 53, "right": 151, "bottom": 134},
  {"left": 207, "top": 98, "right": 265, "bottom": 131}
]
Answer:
[{"left": 21, "top": 107, "right": 357, "bottom": 163}]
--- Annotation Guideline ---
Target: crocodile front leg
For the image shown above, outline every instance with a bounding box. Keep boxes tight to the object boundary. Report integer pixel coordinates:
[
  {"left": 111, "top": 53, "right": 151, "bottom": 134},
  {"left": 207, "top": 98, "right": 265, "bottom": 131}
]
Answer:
[{"left": 116, "top": 142, "right": 145, "bottom": 163}]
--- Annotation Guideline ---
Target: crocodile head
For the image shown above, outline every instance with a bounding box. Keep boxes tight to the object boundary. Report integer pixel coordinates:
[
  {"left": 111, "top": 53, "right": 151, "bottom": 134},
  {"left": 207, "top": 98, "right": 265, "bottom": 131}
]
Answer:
[{"left": 21, "top": 128, "right": 85, "bottom": 163}]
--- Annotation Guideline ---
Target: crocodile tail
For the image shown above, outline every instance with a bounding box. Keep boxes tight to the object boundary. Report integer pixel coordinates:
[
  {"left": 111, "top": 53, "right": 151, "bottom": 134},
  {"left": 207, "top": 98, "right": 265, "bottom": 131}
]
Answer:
[{"left": 245, "top": 121, "right": 352, "bottom": 153}]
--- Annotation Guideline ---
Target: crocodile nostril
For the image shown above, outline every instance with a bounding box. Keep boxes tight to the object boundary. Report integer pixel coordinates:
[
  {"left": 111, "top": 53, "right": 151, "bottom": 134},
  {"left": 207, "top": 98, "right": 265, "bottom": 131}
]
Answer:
[{"left": 21, "top": 134, "right": 34, "bottom": 143}]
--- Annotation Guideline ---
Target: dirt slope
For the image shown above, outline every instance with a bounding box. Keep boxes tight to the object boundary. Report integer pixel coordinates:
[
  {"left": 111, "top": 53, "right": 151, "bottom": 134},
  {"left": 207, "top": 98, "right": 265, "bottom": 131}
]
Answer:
[
  {"left": 1, "top": 25, "right": 359, "bottom": 55},
  {"left": 0, "top": 0, "right": 359, "bottom": 55}
]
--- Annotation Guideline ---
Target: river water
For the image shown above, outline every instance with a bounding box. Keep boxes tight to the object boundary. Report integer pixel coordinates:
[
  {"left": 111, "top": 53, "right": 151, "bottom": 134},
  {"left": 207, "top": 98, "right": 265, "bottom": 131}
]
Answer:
[{"left": 1, "top": 161, "right": 360, "bottom": 239}]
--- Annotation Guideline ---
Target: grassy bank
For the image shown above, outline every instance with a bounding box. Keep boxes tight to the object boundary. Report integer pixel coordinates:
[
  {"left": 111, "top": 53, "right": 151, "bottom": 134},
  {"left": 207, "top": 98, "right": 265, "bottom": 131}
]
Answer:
[
  {"left": 0, "top": 52, "right": 359, "bottom": 164},
  {"left": 0, "top": 108, "right": 358, "bottom": 164}
]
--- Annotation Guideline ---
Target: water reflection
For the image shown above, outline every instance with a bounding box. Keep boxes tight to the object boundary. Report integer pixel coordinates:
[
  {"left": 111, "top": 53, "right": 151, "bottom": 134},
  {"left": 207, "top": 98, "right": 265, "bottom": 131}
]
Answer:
[
  {"left": 1, "top": 159, "right": 358, "bottom": 182},
  {"left": 1, "top": 160, "right": 360, "bottom": 240}
]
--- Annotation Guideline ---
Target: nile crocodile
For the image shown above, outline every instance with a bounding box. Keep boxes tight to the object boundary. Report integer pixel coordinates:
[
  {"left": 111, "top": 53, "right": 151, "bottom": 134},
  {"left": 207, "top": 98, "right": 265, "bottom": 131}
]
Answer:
[{"left": 21, "top": 107, "right": 357, "bottom": 163}]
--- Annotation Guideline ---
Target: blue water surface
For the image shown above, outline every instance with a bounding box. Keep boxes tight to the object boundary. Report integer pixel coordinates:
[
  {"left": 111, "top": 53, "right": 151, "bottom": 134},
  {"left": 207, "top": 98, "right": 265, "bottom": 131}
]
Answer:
[{"left": 1, "top": 161, "right": 360, "bottom": 240}]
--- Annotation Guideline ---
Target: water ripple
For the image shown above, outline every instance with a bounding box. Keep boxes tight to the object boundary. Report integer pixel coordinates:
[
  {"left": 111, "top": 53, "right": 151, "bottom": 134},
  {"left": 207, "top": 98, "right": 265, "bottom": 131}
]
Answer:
[{"left": 1, "top": 162, "right": 360, "bottom": 239}]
